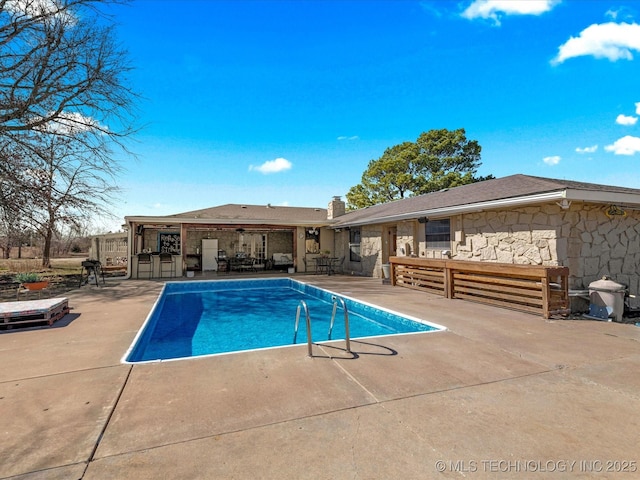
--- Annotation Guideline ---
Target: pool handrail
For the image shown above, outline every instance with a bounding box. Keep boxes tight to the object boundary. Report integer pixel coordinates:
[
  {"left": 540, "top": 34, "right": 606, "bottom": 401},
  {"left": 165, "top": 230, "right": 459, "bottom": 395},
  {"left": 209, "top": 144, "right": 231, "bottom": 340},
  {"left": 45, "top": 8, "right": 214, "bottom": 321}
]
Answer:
[
  {"left": 294, "top": 299, "right": 313, "bottom": 357},
  {"left": 329, "top": 295, "right": 351, "bottom": 353}
]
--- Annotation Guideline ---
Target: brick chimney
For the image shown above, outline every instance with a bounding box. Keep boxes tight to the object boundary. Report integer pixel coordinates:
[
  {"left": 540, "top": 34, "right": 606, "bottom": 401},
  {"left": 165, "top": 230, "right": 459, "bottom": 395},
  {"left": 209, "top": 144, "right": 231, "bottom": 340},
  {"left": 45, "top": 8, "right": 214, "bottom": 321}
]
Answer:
[{"left": 327, "top": 196, "right": 345, "bottom": 219}]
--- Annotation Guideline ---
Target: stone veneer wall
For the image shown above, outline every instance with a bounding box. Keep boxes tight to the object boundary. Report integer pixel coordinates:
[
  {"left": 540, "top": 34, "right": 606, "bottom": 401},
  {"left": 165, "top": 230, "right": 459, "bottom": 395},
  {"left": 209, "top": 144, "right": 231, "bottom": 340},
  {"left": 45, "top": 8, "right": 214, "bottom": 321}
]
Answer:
[
  {"left": 266, "top": 232, "right": 293, "bottom": 258},
  {"left": 397, "top": 222, "right": 415, "bottom": 256},
  {"left": 453, "top": 205, "right": 561, "bottom": 266},
  {"left": 361, "top": 225, "right": 383, "bottom": 277},
  {"left": 338, "top": 225, "right": 383, "bottom": 277},
  {"left": 451, "top": 202, "right": 640, "bottom": 293},
  {"left": 565, "top": 204, "right": 640, "bottom": 294}
]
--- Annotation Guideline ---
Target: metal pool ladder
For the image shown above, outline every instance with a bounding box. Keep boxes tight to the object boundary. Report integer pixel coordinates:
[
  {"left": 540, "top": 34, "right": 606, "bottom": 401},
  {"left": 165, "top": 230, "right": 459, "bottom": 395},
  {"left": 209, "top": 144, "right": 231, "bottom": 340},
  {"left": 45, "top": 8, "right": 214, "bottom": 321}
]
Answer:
[
  {"left": 294, "top": 300, "right": 314, "bottom": 356},
  {"left": 328, "top": 295, "right": 351, "bottom": 353},
  {"left": 293, "top": 296, "right": 352, "bottom": 357}
]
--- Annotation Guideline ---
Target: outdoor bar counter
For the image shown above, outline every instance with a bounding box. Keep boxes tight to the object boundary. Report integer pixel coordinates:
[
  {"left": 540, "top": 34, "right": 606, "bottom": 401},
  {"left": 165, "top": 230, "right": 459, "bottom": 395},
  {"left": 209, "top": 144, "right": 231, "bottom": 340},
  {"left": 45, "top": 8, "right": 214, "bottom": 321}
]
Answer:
[{"left": 131, "top": 253, "right": 181, "bottom": 279}]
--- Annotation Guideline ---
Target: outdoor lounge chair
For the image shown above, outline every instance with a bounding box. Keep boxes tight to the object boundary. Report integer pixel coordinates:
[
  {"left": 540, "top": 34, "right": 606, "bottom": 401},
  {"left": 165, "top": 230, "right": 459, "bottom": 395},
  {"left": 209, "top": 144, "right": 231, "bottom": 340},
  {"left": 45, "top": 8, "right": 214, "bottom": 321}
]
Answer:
[{"left": 272, "top": 253, "right": 293, "bottom": 270}]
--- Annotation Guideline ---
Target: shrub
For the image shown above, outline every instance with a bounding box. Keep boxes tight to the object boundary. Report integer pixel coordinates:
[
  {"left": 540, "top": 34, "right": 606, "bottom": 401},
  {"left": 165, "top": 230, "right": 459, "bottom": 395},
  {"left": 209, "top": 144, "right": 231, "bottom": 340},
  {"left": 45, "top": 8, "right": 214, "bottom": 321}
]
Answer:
[{"left": 14, "top": 272, "right": 42, "bottom": 283}]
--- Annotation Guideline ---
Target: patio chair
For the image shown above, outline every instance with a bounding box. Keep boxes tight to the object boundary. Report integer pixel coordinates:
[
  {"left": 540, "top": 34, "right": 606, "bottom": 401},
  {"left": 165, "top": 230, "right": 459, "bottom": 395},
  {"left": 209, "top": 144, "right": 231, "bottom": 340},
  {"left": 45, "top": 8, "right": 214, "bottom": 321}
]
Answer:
[
  {"left": 159, "top": 253, "right": 176, "bottom": 278},
  {"left": 137, "top": 253, "right": 153, "bottom": 279},
  {"left": 315, "top": 257, "right": 328, "bottom": 275}
]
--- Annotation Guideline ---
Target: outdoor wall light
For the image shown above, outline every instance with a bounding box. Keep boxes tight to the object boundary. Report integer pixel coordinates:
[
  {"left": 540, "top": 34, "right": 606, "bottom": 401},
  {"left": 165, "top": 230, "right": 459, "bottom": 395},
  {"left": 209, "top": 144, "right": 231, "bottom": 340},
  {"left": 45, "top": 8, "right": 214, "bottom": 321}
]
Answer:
[{"left": 605, "top": 205, "right": 626, "bottom": 218}]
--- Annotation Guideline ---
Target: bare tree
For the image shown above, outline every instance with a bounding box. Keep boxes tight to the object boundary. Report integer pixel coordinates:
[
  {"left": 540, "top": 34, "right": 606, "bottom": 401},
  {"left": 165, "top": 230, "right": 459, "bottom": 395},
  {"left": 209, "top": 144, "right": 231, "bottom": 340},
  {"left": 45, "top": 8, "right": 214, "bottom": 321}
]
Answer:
[
  {"left": 0, "top": 0, "right": 136, "bottom": 139},
  {"left": 18, "top": 126, "right": 122, "bottom": 266},
  {"left": 0, "top": 0, "right": 138, "bottom": 266},
  {"left": 0, "top": 149, "right": 31, "bottom": 258}
]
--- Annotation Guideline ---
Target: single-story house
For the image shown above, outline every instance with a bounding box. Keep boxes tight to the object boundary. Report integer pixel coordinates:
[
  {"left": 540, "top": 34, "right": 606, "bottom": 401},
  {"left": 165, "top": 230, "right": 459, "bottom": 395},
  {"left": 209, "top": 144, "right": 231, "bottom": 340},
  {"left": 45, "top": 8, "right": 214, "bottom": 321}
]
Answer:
[
  {"left": 93, "top": 174, "right": 640, "bottom": 306},
  {"left": 331, "top": 174, "right": 640, "bottom": 301}
]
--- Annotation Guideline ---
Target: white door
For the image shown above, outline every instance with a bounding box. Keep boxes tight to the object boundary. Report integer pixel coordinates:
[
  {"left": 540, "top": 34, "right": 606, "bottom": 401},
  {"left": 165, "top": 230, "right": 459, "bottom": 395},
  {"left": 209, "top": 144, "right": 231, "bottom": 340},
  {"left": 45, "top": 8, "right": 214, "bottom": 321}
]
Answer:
[
  {"left": 202, "top": 239, "right": 218, "bottom": 271},
  {"left": 247, "top": 234, "right": 266, "bottom": 261}
]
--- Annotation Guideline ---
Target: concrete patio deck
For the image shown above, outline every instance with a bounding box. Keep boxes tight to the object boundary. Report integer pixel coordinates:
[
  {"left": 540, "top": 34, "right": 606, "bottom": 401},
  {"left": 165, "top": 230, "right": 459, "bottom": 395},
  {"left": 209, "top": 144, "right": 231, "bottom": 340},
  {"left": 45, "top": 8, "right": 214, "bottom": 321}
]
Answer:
[{"left": 1, "top": 274, "right": 639, "bottom": 479}]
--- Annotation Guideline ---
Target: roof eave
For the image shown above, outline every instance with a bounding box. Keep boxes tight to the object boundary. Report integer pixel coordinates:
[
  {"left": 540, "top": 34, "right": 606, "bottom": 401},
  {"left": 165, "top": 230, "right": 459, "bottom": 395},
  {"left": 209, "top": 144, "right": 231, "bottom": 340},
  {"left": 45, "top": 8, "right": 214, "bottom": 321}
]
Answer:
[
  {"left": 124, "top": 216, "right": 333, "bottom": 226},
  {"left": 333, "top": 187, "right": 640, "bottom": 228},
  {"left": 333, "top": 191, "right": 569, "bottom": 227},
  {"left": 564, "top": 188, "right": 640, "bottom": 205}
]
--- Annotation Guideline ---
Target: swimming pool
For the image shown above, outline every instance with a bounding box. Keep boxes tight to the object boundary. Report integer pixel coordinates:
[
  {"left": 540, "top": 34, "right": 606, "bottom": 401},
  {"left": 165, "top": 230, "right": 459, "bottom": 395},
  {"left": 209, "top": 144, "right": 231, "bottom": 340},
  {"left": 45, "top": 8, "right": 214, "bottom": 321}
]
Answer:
[{"left": 123, "top": 278, "right": 444, "bottom": 363}]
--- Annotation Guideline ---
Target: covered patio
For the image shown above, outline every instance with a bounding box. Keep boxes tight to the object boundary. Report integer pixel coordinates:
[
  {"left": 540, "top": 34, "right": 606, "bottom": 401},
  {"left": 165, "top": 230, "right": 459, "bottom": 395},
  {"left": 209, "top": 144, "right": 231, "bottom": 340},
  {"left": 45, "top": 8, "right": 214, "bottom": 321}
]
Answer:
[{"left": 122, "top": 202, "right": 339, "bottom": 279}]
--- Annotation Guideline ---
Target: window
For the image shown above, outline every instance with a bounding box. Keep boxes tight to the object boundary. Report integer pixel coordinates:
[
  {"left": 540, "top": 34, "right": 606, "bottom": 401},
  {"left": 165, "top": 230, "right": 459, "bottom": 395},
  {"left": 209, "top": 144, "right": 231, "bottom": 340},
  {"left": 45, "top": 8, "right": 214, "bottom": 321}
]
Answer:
[
  {"left": 425, "top": 219, "right": 450, "bottom": 249},
  {"left": 305, "top": 228, "right": 320, "bottom": 253},
  {"left": 349, "top": 227, "right": 361, "bottom": 262}
]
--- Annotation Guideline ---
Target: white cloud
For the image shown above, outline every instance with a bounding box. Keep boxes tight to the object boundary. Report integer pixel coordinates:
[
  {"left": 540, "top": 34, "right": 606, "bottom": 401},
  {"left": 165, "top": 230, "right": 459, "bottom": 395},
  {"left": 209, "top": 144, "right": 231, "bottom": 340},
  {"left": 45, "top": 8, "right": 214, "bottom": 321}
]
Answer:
[
  {"left": 337, "top": 135, "right": 360, "bottom": 141},
  {"left": 249, "top": 157, "right": 292, "bottom": 174},
  {"left": 6, "top": 0, "right": 76, "bottom": 25},
  {"left": 33, "top": 111, "right": 102, "bottom": 135},
  {"left": 616, "top": 114, "right": 638, "bottom": 126},
  {"left": 636, "top": 102, "right": 640, "bottom": 115},
  {"left": 543, "top": 155, "right": 561, "bottom": 165},
  {"left": 461, "top": 0, "right": 557, "bottom": 26},
  {"left": 576, "top": 145, "right": 598, "bottom": 154},
  {"left": 419, "top": 2, "right": 444, "bottom": 18},
  {"left": 606, "top": 7, "right": 635, "bottom": 22},
  {"left": 605, "top": 136, "right": 640, "bottom": 155},
  {"left": 552, "top": 22, "right": 640, "bottom": 64}
]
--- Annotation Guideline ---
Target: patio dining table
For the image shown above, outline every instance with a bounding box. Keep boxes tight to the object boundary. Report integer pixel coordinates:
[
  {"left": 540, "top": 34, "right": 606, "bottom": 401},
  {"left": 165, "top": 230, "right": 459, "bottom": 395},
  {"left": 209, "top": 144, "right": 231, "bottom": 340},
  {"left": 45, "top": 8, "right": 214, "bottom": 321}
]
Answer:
[{"left": 315, "top": 257, "right": 339, "bottom": 275}]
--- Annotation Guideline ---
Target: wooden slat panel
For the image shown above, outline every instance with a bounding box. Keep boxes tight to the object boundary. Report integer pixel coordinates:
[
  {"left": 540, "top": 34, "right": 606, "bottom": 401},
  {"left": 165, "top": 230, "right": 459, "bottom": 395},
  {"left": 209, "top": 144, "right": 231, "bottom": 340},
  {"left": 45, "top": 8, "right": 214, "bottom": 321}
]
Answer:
[
  {"left": 397, "top": 283, "right": 444, "bottom": 294},
  {"left": 397, "top": 275, "right": 444, "bottom": 286},
  {"left": 454, "top": 279, "right": 543, "bottom": 298},
  {"left": 454, "top": 293, "right": 543, "bottom": 315},
  {"left": 453, "top": 272, "right": 541, "bottom": 290},
  {"left": 397, "top": 268, "right": 444, "bottom": 279},
  {"left": 390, "top": 257, "right": 570, "bottom": 319},
  {"left": 396, "top": 273, "right": 443, "bottom": 282},
  {"left": 455, "top": 287, "right": 544, "bottom": 308}
]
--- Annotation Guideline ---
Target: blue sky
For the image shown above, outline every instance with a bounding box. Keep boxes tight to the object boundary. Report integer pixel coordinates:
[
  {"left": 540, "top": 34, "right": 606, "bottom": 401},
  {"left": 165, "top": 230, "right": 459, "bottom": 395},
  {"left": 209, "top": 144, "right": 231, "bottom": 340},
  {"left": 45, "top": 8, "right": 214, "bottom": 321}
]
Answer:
[{"left": 100, "top": 0, "right": 640, "bottom": 232}]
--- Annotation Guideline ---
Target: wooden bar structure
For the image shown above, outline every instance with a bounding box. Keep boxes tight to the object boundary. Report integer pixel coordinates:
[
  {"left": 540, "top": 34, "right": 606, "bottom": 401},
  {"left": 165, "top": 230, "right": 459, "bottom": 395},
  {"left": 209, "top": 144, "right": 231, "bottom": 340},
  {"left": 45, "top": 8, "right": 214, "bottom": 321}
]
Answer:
[{"left": 389, "top": 257, "right": 570, "bottom": 319}]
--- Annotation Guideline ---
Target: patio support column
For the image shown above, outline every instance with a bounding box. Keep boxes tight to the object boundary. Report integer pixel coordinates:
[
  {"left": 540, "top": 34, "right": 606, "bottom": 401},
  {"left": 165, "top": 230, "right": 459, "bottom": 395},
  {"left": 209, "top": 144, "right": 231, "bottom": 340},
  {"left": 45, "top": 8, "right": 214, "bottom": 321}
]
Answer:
[
  {"left": 126, "top": 221, "right": 134, "bottom": 279},
  {"left": 292, "top": 227, "right": 298, "bottom": 272},
  {"left": 180, "top": 223, "right": 187, "bottom": 276}
]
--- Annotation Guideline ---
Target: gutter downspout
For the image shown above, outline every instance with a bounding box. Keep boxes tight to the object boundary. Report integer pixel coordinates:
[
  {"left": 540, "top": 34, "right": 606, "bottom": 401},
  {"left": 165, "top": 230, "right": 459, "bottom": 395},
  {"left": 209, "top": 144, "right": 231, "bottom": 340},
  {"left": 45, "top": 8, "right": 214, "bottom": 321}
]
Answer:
[{"left": 124, "top": 220, "right": 133, "bottom": 280}]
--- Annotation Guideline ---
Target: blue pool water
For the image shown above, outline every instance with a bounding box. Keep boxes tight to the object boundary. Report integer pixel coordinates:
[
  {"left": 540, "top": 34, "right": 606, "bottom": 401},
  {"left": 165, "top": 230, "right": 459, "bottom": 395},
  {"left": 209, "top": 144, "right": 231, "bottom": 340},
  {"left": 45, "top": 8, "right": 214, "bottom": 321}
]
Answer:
[{"left": 124, "top": 278, "right": 443, "bottom": 363}]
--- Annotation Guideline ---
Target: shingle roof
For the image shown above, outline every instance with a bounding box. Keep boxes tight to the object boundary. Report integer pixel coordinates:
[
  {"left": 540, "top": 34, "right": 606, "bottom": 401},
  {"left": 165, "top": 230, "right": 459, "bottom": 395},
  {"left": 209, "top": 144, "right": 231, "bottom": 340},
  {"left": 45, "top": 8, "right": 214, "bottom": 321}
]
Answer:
[
  {"left": 332, "top": 174, "right": 640, "bottom": 227},
  {"left": 167, "top": 203, "right": 328, "bottom": 224},
  {"left": 126, "top": 175, "right": 640, "bottom": 228}
]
